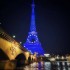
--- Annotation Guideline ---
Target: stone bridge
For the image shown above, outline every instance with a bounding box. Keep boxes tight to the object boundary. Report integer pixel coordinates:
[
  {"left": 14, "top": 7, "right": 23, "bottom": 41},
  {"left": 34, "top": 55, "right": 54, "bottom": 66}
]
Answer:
[{"left": 0, "top": 28, "right": 30, "bottom": 61}]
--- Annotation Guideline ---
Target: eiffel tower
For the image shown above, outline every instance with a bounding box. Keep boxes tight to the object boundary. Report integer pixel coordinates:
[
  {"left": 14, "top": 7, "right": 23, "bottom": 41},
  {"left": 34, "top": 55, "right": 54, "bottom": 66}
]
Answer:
[{"left": 24, "top": 0, "right": 44, "bottom": 55}]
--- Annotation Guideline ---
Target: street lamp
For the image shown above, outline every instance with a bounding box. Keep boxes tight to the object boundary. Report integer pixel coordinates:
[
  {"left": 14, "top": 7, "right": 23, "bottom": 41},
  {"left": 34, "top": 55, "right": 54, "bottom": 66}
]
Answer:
[
  {"left": 13, "top": 35, "right": 16, "bottom": 38},
  {"left": 20, "top": 42, "right": 22, "bottom": 44}
]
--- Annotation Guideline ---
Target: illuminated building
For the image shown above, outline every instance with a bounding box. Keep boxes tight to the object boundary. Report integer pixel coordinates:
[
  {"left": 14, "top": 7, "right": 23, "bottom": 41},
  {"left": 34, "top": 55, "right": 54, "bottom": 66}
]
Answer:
[{"left": 24, "top": 0, "right": 44, "bottom": 55}]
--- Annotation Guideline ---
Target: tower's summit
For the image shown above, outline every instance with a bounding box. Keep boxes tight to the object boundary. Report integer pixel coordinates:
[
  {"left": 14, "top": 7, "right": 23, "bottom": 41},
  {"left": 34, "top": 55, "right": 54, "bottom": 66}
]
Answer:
[
  {"left": 24, "top": 0, "right": 44, "bottom": 55},
  {"left": 30, "top": 0, "right": 36, "bottom": 32}
]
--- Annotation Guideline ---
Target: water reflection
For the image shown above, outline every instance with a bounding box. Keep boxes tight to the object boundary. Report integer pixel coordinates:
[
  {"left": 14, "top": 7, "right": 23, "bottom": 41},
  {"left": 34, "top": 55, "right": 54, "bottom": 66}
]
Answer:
[
  {"left": 0, "top": 61, "right": 70, "bottom": 70},
  {"left": 23, "top": 61, "right": 70, "bottom": 70},
  {"left": 44, "top": 62, "right": 51, "bottom": 70},
  {"left": 0, "top": 60, "right": 16, "bottom": 70},
  {"left": 4, "top": 61, "right": 15, "bottom": 70},
  {"left": 23, "top": 62, "right": 44, "bottom": 70}
]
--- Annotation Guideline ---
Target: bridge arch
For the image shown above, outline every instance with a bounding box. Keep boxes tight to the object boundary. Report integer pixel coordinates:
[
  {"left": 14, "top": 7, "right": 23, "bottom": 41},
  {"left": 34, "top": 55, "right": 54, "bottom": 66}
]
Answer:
[
  {"left": 15, "top": 53, "right": 26, "bottom": 60},
  {"left": 15, "top": 53, "right": 26, "bottom": 67}
]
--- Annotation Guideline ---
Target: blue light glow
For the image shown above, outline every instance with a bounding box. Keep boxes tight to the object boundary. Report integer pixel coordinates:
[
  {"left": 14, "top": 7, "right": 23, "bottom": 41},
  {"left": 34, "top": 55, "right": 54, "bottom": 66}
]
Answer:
[
  {"left": 23, "top": 0, "right": 44, "bottom": 55},
  {"left": 30, "top": 0, "right": 36, "bottom": 32}
]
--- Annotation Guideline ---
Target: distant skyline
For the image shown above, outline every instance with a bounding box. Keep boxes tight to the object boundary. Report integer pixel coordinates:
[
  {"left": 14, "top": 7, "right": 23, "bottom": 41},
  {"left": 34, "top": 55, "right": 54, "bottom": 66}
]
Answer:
[{"left": 0, "top": 0, "right": 70, "bottom": 55}]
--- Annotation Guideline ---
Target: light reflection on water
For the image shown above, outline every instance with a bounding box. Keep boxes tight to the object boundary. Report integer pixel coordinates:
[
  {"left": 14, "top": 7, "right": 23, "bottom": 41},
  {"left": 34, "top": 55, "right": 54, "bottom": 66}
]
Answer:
[
  {"left": 0, "top": 61, "right": 70, "bottom": 70},
  {"left": 44, "top": 62, "right": 51, "bottom": 70},
  {"left": 23, "top": 61, "right": 70, "bottom": 70}
]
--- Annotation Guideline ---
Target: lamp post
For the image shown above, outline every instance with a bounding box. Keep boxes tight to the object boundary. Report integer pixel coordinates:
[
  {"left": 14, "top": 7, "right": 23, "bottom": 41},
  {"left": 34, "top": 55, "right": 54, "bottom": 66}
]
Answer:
[
  {"left": 13, "top": 35, "right": 16, "bottom": 38},
  {"left": 20, "top": 42, "right": 22, "bottom": 44}
]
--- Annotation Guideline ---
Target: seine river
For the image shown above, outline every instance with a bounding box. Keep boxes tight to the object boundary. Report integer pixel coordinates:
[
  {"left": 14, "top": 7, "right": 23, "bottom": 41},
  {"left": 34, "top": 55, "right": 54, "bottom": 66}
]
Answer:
[
  {"left": 21, "top": 61, "right": 70, "bottom": 70},
  {"left": 0, "top": 61, "right": 70, "bottom": 70}
]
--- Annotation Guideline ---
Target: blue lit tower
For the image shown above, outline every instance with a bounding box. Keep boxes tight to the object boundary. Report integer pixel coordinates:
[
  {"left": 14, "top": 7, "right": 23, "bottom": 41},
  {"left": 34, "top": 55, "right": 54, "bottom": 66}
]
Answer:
[{"left": 24, "top": 0, "right": 44, "bottom": 55}]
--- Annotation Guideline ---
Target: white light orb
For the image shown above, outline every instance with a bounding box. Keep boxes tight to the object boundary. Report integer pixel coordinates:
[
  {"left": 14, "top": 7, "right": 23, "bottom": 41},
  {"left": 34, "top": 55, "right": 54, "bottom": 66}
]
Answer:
[
  {"left": 13, "top": 35, "right": 16, "bottom": 38},
  {"left": 20, "top": 42, "right": 22, "bottom": 44}
]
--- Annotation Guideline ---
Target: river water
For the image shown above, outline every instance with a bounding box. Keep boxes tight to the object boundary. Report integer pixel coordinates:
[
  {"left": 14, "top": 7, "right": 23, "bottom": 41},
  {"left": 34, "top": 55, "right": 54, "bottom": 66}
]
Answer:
[
  {"left": 0, "top": 61, "right": 70, "bottom": 70},
  {"left": 17, "top": 61, "right": 70, "bottom": 70}
]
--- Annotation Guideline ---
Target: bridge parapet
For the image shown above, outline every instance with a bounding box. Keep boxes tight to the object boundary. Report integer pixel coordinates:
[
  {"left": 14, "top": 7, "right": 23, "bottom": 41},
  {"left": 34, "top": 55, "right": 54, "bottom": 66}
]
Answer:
[{"left": 0, "top": 28, "right": 34, "bottom": 62}]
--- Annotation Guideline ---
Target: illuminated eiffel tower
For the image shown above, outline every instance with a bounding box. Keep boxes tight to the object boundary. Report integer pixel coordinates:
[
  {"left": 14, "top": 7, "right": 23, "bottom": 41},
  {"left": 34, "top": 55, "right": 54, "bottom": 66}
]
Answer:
[{"left": 24, "top": 0, "right": 44, "bottom": 55}]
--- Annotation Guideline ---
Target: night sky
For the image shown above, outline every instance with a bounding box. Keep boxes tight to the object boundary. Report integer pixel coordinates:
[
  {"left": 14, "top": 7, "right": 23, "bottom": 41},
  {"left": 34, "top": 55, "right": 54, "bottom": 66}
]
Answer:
[{"left": 0, "top": 0, "right": 70, "bottom": 55}]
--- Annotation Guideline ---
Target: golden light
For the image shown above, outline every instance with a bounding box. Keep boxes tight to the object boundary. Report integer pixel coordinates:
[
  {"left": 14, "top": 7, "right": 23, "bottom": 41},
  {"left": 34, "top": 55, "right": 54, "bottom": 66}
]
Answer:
[
  {"left": 56, "top": 55, "right": 60, "bottom": 59},
  {"left": 49, "top": 57, "right": 56, "bottom": 61},
  {"left": 25, "top": 52, "right": 30, "bottom": 60},
  {"left": 61, "top": 56, "right": 64, "bottom": 60}
]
